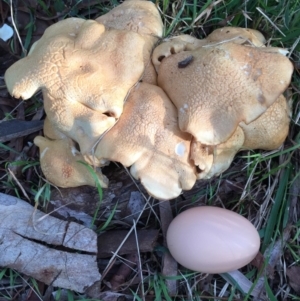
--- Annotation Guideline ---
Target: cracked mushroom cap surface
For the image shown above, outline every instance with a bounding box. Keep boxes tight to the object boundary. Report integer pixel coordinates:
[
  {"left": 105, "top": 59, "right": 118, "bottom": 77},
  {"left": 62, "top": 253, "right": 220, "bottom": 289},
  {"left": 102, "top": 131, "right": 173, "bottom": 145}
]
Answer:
[
  {"left": 94, "top": 82, "right": 196, "bottom": 200},
  {"left": 95, "top": 0, "right": 163, "bottom": 37},
  {"left": 191, "top": 127, "right": 245, "bottom": 180},
  {"left": 191, "top": 95, "right": 290, "bottom": 179},
  {"left": 240, "top": 94, "right": 290, "bottom": 150},
  {"left": 34, "top": 136, "right": 108, "bottom": 188},
  {"left": 152, "top": 27, "right": 266, "bottom": 72},
  {"left": 157, "top": 42, "right": 294, "bottom": 145},
  {"left": 206, "top": 27, "right": 266, "bottom": 47},
  {"left": 5, "top": 18, "right": 155, "bottom": 153},
  {"left": 152, "top": 35, "right": 205, "bottom": 71}
]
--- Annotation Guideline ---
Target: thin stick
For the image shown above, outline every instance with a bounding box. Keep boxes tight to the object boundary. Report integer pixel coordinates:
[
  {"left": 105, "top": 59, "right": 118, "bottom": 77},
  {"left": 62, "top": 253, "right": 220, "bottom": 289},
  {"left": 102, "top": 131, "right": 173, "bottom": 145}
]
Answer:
[
  {"left": 10, "top": 0, "right": 27, "bottom": 56},
  {"left": 133, "top": 220, "right": 145, "bottom": 301},
  {"left": 256, "top": 7, "right": 286, "bottom": 37}
]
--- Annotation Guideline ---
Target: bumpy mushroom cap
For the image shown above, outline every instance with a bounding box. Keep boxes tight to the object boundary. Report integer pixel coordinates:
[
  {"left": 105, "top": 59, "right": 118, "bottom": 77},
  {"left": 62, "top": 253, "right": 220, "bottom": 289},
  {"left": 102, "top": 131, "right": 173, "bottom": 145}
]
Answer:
[
  {"left": 96, "top": 0, "right": 163, "bottom": 86},
  {"left": 191, "top": 95, "right": 290, "bottom": 179},
  {"left": 206, "top": 27, "right": 266, "bottom": 47},
  {"left": 93, "top": 82, "right": 196, "bottom": 200},
  {"left": 240, "top": 94, "right": 290, "bottom": 150},
  {"left": 95, "top": 0, "right": 163, "bottom": 37},
  {"left": 158, "top": 42, "right": 293, "bottom": 145},
  {"left": 141, "top": 60, "right": 158, "bottom": 85},
  {"left": 5, "top": 18, "right": 156, "bottom": 153},
  {"left": 43, "top": 117, "right": 67, "bottom": 140},
  {"left": 34, "top": 136, "right": 108, "bottom": 188},
  {"left": 152, "top": 27, "right": 266, "bottom": 72},
  {"left": 191, "top": 127, "right": 245, "bottom": 179},
  {"left": 152, "top": 35, "right": 205, "bottom": 71}
]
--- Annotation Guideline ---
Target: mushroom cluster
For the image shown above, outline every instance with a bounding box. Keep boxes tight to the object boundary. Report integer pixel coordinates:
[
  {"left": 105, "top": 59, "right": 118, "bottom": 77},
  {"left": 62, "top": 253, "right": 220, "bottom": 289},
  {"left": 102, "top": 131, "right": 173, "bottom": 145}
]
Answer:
[{"left": 5, "top": 1, "right": 294, "bottom": 200}]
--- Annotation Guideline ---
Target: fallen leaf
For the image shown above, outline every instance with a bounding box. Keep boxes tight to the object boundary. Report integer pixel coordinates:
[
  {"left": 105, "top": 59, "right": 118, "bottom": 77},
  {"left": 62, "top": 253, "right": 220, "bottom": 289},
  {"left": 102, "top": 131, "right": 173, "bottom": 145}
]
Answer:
[
  {"left": 109, "top": 253, "right": 138, "bottom": 291},
  {"left": 159, "top": 201, "right": 177, "bottom": 296},
  {"left": 98, "top": 229, "right": 159, "bottom": 258},
  {"left": 287, "top": 266, "right": 300, "bottom": 294}
]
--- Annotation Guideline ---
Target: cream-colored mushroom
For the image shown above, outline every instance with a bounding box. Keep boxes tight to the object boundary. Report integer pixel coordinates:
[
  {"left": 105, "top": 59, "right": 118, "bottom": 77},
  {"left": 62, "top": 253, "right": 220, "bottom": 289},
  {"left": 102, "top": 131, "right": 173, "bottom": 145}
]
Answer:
[
  {"left": 95, "top": 0, "right": 164, "bottom": 86},
  {"left": 206, "top": 27, "right": 266, "bottom": 47},
  {"left": 95, "top": 0, "right": 163, "bottom": 37},
  {"left": 93, "top": 82, "right": 196, "bottom": 200},
  {"left": 191, "top": 127, "right": 245, "bottom": 179},
  {"left": 152, "top": 27, "right": 266, "bottom": 72},
  {"left": 5, "top": 17, "right": 158, "bottom": 153},
  {"left": 191, "top": 95, "right": 290, "bottom": 179},
  {"left": 140, "top": 60, "right": 159, "bottom": 85},
  {"left": 240, "top": 94, "right": 290, "bottom": 150},
  {"left": 43, "top": 117, "right": 67, "bottom": 140},
  {"left": 34, "top": 136, "right": 108, "bottom": 188},
  {"left": 152, "top": 35, "right": 205, "bottom": 71},
  {"left": 158, "top": 42, "right": 293, "bottom": 146}
]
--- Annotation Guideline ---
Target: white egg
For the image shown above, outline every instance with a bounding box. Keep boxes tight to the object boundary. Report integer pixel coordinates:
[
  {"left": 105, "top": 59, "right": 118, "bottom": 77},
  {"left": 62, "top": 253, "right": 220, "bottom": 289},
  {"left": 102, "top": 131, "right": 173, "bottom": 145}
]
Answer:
[{"left": 166, "top": 206, "right": 260, "bottom": 274}]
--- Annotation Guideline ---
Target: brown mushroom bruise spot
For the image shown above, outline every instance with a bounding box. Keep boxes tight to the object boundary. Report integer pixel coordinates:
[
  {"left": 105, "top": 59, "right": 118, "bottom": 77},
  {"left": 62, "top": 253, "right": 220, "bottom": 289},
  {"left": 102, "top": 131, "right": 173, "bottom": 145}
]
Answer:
[
  {"left": 178, "top": 55, "right": 194, "bottom": 68},
  {"left": 152, "top": 35, "right": 205, "bottom": 71}
]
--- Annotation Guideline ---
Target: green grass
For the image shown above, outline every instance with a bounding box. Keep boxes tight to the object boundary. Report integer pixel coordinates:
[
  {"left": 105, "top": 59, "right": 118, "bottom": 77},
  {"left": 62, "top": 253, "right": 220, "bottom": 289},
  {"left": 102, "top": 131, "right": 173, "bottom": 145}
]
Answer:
[{"left": 0, "top": 0, "right": 299, "bottom": 300}]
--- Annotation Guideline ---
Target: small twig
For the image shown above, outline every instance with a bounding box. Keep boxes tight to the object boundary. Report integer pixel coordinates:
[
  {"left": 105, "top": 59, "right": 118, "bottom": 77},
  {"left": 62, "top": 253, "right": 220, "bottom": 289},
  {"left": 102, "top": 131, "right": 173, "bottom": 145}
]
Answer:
[
  {"left": 7, "top": 168, "right": 31, "bottom": 202},
  {"left": 133, "top": 220, "right": 145, "bottom": 301},
  {"left": 256, "top": 7, "right": 286, "bottom": 37},
  {"left": 102, "top": 196, "right": 152, "bottom": 278},
  {"left": 9, "top": 0, "right": 27, "bottom": 56},
  {"left": 288, "top": 35, "right": 300, "bottom": 58}
]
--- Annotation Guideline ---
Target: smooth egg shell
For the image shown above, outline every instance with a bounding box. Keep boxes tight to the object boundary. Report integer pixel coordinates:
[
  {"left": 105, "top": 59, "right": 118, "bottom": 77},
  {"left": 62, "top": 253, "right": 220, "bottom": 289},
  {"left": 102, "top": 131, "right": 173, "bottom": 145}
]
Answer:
[{"left": 166, "top": 206, "right": 260, "bottom": 274}]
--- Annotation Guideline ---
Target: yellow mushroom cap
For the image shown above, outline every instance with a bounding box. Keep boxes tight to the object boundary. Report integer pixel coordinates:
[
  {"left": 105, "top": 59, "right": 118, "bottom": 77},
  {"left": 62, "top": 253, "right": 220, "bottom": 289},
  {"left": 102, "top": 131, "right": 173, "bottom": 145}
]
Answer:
[
  {"left": 158, "top": 42, "right": 293, "bottom": 145},
  {"left": 191, "top": 95, "right": 290, "bottom": 179},
  {"left": 240, "top": 94, "right": 290, "bottom": 150},
  {"left": 206, "top": 27, "right": 266, "bottom": 47},
  {"left": 152, "top": 35, "right": 205, "bottom": 71},
  {"left": 34, "top": 136, "right": 108, "bottom": 188},
  {"left": 152, "top": 27, "right": 266, "bottom": 72},
  {"left": 43, "top": 117, "right": 67, "bottom": 140},
  {"left": 95, "top": 0, "right": 163, "bottom": 37},
  {"left": 5, "top": 18, "right": 154, "bottom": 153},
  {"left": 191, "top": 127, "right": 245, "bottom": 180},
  {"left": 94, "top": 82, "right": 196, "bottom": 200}
]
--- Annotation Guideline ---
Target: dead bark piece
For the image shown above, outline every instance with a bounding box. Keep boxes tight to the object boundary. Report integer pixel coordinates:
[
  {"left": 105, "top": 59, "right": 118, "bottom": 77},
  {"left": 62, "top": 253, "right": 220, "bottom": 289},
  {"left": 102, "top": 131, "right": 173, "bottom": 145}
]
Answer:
[
  {"left": 0, "top": 193, "right": 101, "bottom": 293},
  {"left": 0, "top": 193, "right": 97, "bottom": 252},
  {"left": 0, "top": 120, "right": 43, "bottom": 142},
  {"left": 287, "top": 266, "right": 300, "bottom": 294},
  {"left": 98, "top": 229, "right": 159, "bottom": 258},
  {"left": 159, "top": 201, "right": 178, "bottom": 296}
]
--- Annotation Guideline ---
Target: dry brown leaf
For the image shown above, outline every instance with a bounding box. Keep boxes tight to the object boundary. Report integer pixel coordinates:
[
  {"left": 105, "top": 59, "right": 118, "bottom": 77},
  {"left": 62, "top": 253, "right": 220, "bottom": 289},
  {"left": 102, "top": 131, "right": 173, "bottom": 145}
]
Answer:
[
  {"left": 159, "top": 201, "right": 178, "bottom": 296},
  {"left": 98, "top": 229, "right": 159, "bottom": 258},
  {"left": 109, "top": 253, "right": 138, "bottom": 291},
  {"left": 287, "top": 266, "right": 300, "bottom": 294}
]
